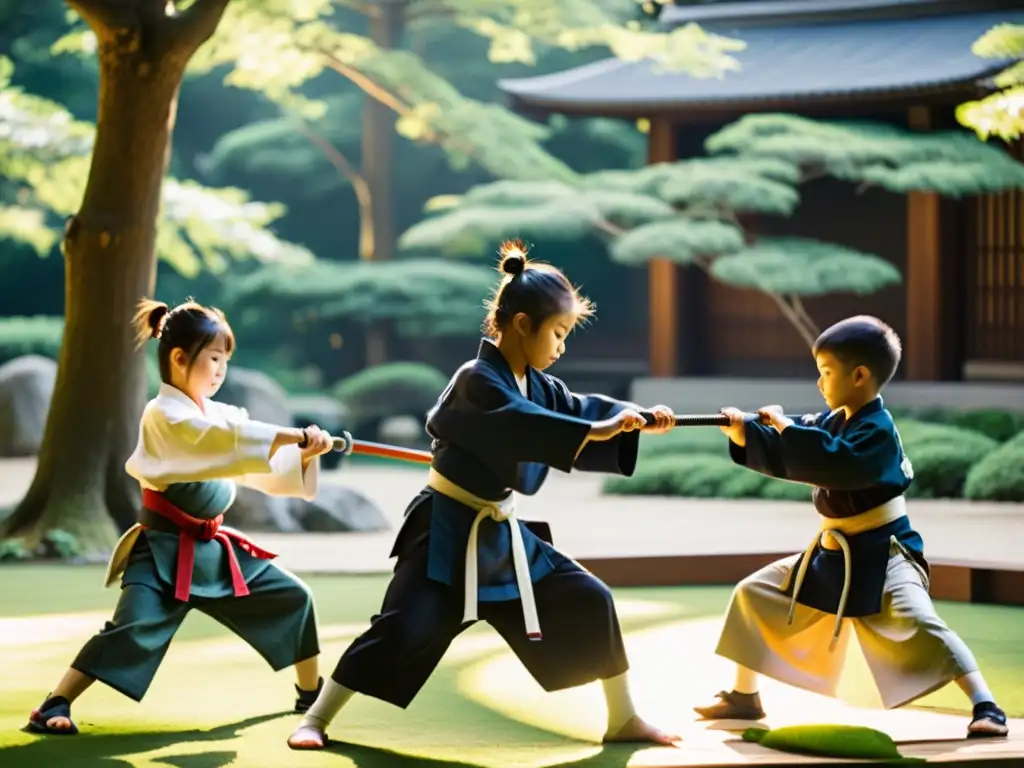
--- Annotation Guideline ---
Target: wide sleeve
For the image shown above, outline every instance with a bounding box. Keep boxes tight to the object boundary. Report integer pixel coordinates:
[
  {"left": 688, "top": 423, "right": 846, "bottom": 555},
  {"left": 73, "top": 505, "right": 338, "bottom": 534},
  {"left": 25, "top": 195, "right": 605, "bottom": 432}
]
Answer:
[
  {"left": 237, "top": 445, "right": 320, "bottom": 501},
  {"left": 427, "top": 367, "right": 592, "bottom": 474},
  {"left": 775, "top": 420, "right": 896, "bottom": 490},
  {"left": 728, "top": 415, "right": 788, "bottom": 478},
  {"left": 126, "top": 400, "right": 279, "bottom": 488},
  {"left": 549, "top": 378, "right": 640, "bottom": 476}
]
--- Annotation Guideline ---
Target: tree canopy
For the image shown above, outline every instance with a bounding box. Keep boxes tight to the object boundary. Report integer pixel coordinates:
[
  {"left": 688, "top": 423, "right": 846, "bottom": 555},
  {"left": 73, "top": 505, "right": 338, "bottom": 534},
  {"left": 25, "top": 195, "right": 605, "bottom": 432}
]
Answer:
[
  {"left": 398, "top": 113, "right": 1024, "bottom": 345},
  {"left": 957, "top": 23, "right": 1024, "bottom": 142},
  {"left": 50, "top": 1, "right": 744, "bottom": 188},
  {"left": 0, "top": 54, "right": 313, "bottom": 277},
  {"left": 222, "top": 258, "right": 496, "bottom": 338}
]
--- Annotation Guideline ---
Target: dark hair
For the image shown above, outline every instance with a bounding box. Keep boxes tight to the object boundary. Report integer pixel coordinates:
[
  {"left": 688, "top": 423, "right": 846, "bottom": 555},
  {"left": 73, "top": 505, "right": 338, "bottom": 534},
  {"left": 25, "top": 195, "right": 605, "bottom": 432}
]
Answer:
[
  {"left": 483, "top": 239, "right": 595, "bottom": 337},
  {"left": 132, "top": 297, "right": 235, "bottom": 384},
  {"left": 812, "top": 315, "right": 901, "bottom": 387}
]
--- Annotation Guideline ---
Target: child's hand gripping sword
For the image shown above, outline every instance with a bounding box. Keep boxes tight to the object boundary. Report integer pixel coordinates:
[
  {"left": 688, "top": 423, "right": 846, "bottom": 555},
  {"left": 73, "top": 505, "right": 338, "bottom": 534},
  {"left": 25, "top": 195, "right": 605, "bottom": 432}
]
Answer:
[{"left": 328, "top": 412, "right": 732, "bottom": 466}]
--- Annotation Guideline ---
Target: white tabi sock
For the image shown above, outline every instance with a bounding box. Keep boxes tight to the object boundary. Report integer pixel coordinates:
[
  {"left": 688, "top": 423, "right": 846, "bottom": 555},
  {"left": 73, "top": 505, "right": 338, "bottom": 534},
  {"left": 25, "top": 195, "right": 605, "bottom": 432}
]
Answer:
[
  {"left": 602, "top": 672, "right": 639, "bottom": 732},
  {"left": 955, "top": 671, "right": 995, "bottom": 706},
  {"left": 299, "top": 679, "right": 356, "bottom": 730},
  {"left": 733, "top": 665, "right": 759, "bottom": 695}
]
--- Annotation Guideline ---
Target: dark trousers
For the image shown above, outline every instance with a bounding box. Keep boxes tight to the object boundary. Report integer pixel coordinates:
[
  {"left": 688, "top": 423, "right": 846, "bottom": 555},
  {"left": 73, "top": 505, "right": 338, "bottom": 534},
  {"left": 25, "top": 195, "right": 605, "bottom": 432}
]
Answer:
[
  {"left": 72, "top": 564, "right": 320, "bottom": 702},
  {"left": 331, "top": 543, "right": 629, "bottom": 708}
]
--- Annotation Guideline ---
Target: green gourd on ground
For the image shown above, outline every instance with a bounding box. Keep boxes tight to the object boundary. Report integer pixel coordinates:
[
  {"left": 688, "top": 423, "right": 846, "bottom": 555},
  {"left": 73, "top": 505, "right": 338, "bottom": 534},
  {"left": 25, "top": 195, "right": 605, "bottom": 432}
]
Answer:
[{"left": 742, "top": 724, "right": 926, "bottom": 763}]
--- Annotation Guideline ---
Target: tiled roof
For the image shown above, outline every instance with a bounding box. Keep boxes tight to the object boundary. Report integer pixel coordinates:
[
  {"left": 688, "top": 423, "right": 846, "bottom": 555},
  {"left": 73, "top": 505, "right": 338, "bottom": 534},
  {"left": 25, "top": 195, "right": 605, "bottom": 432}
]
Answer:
[{"left": 498, "top": 7, "right": 1023, "bottom": 115}]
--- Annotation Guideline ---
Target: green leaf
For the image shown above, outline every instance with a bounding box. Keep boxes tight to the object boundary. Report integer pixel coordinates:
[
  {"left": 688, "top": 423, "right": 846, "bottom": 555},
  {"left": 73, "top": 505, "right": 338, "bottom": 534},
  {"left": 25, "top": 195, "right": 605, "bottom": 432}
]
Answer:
[
  {"left": 994, "top": 60, "right": 1024, "bottom": 89},
  {"left": 710, "top": 237, "right": 902, "bottom": 296},
  {"left": 655, "top": 158, "right": 801, "bottom": 216},
  {"left": 957, "top": 87, "right": 1024, "bottom": 143},
  {"left": 399, "top": 178, "right": 676, "bottom": 256},
  {"left": 707, "top": 112, "right": 1024, "bottom": 193},
  {"left": 610, "top": 218, "right": 745, "bottom": 266},
  {"left": 0, "top": 205, "right": 59, "bottom": 255},
  {"left": 971, "top": 23, "right": 1024, "bottom": 60},
  {"left": 0, "top": 59, "right": 314, "bottom": 274}
]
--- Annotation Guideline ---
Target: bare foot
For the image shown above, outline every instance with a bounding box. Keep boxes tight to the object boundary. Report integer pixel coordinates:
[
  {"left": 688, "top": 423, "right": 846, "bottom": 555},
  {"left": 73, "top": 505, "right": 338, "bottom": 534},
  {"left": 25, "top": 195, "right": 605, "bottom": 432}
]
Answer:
[
  {"left": 45, "top": 715, "right": 74, "bottom": 732},
  {"left": 602, "top": 714, "right": 680, "bottom": 745},
  {"left": 288, "top": 725, "right": 328, "bottom": 750}
]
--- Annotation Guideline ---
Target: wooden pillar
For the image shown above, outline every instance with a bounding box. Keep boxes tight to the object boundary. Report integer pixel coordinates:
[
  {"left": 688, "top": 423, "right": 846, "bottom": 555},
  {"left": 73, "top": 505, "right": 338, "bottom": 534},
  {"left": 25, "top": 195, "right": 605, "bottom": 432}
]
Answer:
[
  {"left": 647, "top": 117, "right": 678, "bottom": 377},
  {"left": 905, "top": 106, "right": 943, "bottom": 380}
]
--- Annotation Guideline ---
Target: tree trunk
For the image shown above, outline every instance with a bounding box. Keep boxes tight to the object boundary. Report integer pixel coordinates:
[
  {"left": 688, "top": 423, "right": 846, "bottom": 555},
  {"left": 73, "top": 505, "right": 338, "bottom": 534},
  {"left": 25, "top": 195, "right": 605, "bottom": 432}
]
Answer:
[
  {"left": 365, "top": 323, "right": 388, "bottom": 367},
  {"left": 0, "top": 0, "right": 229, "bottom": 556},
  {"left": 361, "top": 0, "right": 405, "bottom": 263}
]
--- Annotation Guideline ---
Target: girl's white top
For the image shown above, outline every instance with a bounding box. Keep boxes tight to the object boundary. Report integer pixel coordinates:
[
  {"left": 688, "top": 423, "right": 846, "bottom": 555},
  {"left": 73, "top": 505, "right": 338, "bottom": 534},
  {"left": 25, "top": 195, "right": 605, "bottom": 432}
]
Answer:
[{"left": 124, "top": 383, "right": 319, "bottom": 501}]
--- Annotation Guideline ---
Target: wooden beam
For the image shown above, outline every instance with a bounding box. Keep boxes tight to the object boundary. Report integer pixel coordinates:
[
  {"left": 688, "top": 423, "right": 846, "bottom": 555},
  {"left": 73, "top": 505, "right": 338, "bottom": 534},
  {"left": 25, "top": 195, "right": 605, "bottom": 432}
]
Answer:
[
  {"left": 905, "top": 106, "right": 943, "bottom": 380},
  {"left": 647, "top": 117, "right": 677, "bottom": 377}
]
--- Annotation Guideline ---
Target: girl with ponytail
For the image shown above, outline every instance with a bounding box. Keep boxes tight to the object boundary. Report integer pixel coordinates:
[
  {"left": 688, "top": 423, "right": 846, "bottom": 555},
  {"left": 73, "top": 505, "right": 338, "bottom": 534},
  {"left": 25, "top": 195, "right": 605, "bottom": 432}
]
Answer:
[
  {"left": 290, "top": 241, "right": 680, "bottom": 749},
  {"left": 28, "top": 298, "right": 334, "bottom": 736}
]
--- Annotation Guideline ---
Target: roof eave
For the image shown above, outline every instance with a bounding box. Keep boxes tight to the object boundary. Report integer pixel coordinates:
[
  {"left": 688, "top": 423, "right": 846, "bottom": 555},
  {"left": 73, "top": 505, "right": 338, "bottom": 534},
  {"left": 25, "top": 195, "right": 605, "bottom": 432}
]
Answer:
[{"left": 504, "top": 80, "right": 996, "bottom": 122}]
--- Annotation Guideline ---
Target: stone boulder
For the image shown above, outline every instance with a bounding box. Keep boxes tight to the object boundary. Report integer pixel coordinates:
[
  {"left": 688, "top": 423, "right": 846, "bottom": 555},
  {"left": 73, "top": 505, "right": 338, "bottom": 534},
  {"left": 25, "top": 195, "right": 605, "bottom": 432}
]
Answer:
[
  {"left": 288, "top": 394, "right": 349, "bottom": 434},
  {"left": 228, "top": 485, "right": 304, "bottom": 532},
  {"left": 378, "top": 415, "right": 429, "bottom": 448},
  {"left": 227, "top": 483, "right": 389, "bottom": 534},
  {"left": 214, "top": 367, "right": 291, "bottom": 426},
  {"left": 292, "top": 484, "right": 391, "bottom": 533},
  {"left": 0, "top": 355, "right": 56, "bottom": 457}
]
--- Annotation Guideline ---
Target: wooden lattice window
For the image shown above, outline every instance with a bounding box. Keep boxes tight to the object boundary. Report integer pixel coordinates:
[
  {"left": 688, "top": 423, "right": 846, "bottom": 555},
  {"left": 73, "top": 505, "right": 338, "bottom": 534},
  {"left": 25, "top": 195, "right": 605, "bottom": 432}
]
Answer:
[{"left": 965, "top": 140, "right": 1024, "bottom": 371}]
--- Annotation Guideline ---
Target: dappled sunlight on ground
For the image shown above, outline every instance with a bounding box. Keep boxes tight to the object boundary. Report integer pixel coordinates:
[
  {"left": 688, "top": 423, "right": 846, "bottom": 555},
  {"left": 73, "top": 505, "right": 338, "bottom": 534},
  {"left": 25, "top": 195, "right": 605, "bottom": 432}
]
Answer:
[
  {"left": 1, "top": 582, "right": 1022, "bottom": 767},
  {"left": 460, "top": 614, "right": 1018, "bottom": 750}
]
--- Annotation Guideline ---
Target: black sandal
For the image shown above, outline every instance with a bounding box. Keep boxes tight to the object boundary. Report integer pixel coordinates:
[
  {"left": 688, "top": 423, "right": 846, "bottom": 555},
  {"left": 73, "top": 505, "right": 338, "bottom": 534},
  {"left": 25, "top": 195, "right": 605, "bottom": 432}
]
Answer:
[
  {"left": 967, "top": 701, "right": 1009, "bottom": 738},
  {"left": 294, "top": 676, "right": 324, "bottom": 713},
  {"left": 27, "top": 695, "right": 79, "bottom": 736}
]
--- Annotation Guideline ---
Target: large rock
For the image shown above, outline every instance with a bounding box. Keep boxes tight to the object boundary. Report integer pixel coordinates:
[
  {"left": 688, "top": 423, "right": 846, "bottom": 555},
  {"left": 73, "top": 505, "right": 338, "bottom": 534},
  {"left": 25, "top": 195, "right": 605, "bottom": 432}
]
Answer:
[
  {"left": 288, "top": 394, "right": 348, "bottom": 434},
  {"left": 0, "top": 355, "right": 56, "bottom": 457},
  {"left": 227, "top": 483, "right": 389, "bottom": 534},
  {"left": 292, "top": 484, "right": 390, "bottom": 532},
  {"left": 214, "top": 367, "right": 291, "bottom": 426},
  {"left": 227, "top": 485, "right": 304, "bottom": 532},
  {"left": 378, "top": 415, "right": 429, "bottom": 448}
]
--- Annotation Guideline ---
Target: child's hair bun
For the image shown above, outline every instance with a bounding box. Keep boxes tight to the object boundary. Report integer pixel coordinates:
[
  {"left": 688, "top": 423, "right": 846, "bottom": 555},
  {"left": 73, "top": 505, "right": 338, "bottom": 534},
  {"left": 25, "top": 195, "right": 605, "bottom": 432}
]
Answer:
[
  {"left": 148, "top": 304, "right": 169, "bottom": 339},
  {"left": 498, "top": 239, "right": 528, "bottom": 277}
]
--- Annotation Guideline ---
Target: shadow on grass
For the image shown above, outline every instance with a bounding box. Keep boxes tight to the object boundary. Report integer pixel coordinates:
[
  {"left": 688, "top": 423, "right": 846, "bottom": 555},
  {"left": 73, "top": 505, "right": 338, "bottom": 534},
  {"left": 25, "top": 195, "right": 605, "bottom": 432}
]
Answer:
[
  {"left": 328, "top": 740, "right": 654, "bottom": 768},
  {"left": 0, "top": 711, "right": 289, "bottom": 768}
]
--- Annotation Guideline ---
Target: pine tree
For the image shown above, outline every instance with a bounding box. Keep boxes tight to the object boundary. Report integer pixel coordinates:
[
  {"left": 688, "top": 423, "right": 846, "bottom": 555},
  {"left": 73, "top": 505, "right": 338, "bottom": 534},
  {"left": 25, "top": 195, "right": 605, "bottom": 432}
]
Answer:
[{"left": 399, "top": 113, "right": 1024, "bottom": 347}]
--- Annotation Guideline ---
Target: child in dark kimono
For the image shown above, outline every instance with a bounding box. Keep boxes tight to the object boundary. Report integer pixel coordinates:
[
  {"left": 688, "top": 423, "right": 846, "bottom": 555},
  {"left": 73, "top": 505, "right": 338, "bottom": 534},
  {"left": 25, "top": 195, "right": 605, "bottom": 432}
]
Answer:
[
  {"left": 289, "top": 241, "right": 680, "bottom": 749},
  {"left": 694, "top": 315, "right": 1008, "bottom": 739},
  {"left": 27, "top": 299, "right": 335, "bottom": 736}
]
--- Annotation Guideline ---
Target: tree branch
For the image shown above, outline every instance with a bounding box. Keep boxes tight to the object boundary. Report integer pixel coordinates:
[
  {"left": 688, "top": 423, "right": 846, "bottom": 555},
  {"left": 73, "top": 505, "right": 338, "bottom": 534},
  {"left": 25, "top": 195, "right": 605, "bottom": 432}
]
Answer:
[
  {"left": 789, "top": 295, "right": 820, "bottom": 337},
  {"left": 318, "top": 49, "right": 484, "bottom": 164},
  {"left": 771, "top": 294, "right": 818, "bottom": 349},
  {"left": 169, "top": 0, "right": 232, "bottom": 54},
  {"left": 288, "top": 115, "right": 377, "bottom": 261},
  {"left": 65, "top": 0, "right": 136, "bottom": 34},
  {"left": 321, "top": 52, "right": 410, "bottom": 116}
]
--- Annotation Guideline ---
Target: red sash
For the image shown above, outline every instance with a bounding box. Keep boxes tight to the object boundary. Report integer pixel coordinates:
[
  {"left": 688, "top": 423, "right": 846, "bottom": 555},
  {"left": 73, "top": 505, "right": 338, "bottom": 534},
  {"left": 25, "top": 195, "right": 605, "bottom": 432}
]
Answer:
[{"left": 141, "top": 488, "right": 277, "bottom": 602}]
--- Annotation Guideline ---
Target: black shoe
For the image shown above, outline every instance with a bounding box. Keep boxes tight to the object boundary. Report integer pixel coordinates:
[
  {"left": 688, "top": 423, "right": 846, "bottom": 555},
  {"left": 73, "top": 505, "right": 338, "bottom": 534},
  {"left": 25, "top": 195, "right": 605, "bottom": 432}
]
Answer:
[
  {"left": 967, "top": 701, "right": 1009, "bottom": 738},
  {"left": 693, "top": 690, "right": 765, "bottom": 721},
  {"left": 294, "top": 676, "right": 324, "bottom": 714}
]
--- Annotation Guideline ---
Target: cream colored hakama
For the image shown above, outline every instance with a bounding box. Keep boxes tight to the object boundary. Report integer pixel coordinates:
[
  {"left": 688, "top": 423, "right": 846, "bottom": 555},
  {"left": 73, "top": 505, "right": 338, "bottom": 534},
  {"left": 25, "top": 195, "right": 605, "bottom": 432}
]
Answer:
[{"left": 715, "top": 498, "right": 979, "bottom": 710}]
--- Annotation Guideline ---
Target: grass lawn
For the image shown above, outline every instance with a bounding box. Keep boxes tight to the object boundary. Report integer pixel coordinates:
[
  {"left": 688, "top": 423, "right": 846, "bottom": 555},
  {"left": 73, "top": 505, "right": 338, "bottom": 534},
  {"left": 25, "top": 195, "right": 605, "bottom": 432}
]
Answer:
[{"left": 0, "top": 566, "right": 1022, "bottom": 768}]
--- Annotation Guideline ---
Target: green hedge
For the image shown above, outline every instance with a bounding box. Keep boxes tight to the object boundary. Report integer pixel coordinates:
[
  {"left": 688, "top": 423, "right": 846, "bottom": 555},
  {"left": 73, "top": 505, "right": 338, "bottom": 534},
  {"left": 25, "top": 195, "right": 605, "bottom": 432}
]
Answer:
[
  {"left": 606, "top": 415, "right": 1016, "bottom": 502},
  {"left": 911, "top": 407, "right": 1024, "bottom": 444},
  {"left": 0, "top": 316, "right": 64, "bottom": 364},
  {"left": 964, "top": 432, "right": 1024, "bottom": 502},
  {"left": 604, "top": 453, "right": 812, "bottom": 501},
  {"left": 332, "top": 362, "right": 448, "bottom": 435}
]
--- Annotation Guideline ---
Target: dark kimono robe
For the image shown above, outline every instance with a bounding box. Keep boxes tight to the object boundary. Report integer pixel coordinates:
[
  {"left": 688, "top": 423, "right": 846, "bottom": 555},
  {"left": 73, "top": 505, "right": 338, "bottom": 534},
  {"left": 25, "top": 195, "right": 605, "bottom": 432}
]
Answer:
[
  {"left": 731, "top": 397, "right": 926, "bottom": 617},
  {"left": 391, "top": 339, "right": 641, "bottom": 603}
]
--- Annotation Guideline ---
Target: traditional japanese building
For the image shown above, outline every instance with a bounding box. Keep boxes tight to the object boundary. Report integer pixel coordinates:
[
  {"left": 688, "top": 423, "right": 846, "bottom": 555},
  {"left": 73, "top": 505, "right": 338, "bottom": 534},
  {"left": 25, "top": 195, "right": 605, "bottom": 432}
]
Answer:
[{"left": 499, "top": 0, "right": 1024, "bottom": 383}]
